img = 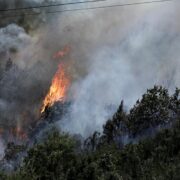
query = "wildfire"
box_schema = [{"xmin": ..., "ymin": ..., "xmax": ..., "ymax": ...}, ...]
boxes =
[
  {"xmin": 41, "ymin": 46, "xmax": 70, "ymax": 113},
  {"xmin": 41, "ymin": 63, "xmax": 69, "ymax": 113}
]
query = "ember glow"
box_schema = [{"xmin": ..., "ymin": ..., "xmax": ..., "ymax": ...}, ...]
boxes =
[
  {"xmin": 53, "ymin": 46, "xmax": 70, "ymax": 59},
  {"xmin": 11, "ymin": 127, "xmax": 27, "ymax": 141},
  {"xmin": 41, "ymin": 63, "xmax": 69, "ymax": 113}
]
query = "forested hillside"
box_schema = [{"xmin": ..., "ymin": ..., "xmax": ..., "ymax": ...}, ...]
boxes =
[{"xmin": 1, "ymin": 85, "xmax": 180, "ymax": 180}]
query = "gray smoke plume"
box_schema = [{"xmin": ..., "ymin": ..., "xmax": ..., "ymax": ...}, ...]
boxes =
[{"xmin": 58, "ymin": 0, "xmax": 180, "ymax": 136}]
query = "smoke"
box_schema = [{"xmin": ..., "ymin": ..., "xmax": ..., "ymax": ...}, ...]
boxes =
[
  {"xmin": 0, "ymin": 24, "xmax": 31, "ymax": 128},
  {"xmin": 0, "ymin": 0, "xmax": 180, "ymax": 140},
  {"xmin": 0, "ymin": 24, "xmax": 31, "ymax": 56},
  {"xmin": 58, "ymin": 1, "xmax": 180, "ymax": 136},
  {"xmin": 0, "ymin": 138, "xmax": 5, "ymax": 160}
]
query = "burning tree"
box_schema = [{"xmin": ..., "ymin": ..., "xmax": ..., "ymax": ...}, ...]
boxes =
[{"xmin": 41, "ymin": 63, "xmax": 70, "ymax": 113}]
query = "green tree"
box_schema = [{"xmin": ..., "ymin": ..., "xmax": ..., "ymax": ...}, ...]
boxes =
[
  {"xmin": 103, "ymin": 101, "xmax": 128, "ymax": 145},
  {"xmin": 128, "ymin": 86, "xmax": 178, "ymax": 135},
  {"xmin": 21, "ymin": 130, "xmax": 77, "ymax": 180}
]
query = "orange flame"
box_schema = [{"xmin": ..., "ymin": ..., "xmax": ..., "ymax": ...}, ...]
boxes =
[{"xmin": 41, "ymin": 64, "xmax": 69, "ymax": 113}]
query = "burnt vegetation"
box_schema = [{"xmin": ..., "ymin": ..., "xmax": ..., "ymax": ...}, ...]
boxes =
[{"xmin": 1, "ymin": 85, "xmax": 180, "ymax": 179}]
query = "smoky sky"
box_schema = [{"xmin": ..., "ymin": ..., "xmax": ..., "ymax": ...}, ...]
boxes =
[{"xmin": 0, "ymin": 0, "xmax": 179, "ymax": 139}]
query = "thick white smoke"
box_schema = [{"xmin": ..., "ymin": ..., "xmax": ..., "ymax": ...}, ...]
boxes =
[
  {"xmin": 0, "ymin": 24, "xmax": 31, "ymax": 55},
  {"xmin": 59, "ymin": 1, "xmax": 180, "ymax": 136}
]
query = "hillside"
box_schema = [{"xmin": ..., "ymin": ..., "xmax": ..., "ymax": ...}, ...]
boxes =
[{"xmin": 1, "ymin": 86, "xmax": 180, "ymax": 180}]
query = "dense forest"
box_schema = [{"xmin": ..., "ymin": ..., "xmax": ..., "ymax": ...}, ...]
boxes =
[{"xmin": 1, "ymin": 85, "xmax": 180, "ymax": 180}]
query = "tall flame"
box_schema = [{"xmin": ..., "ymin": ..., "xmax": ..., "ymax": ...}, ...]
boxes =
[{"xmin": 41, "ymin": 64, "xmax": 69, "ymax": 113}]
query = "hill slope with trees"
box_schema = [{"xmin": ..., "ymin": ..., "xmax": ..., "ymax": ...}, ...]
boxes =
[{"xmin": 1, "ymin": 86, "xmax": 180, "ymax": 180}]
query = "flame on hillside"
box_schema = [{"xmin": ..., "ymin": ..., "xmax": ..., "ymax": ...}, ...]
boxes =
[
  {"xmin": 41, "ymin": 46, "xmax": 70, "ymax": 113},
  {"xmin": 41, "ymin": 63, "xmax": 69, "ymax": 113}
]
